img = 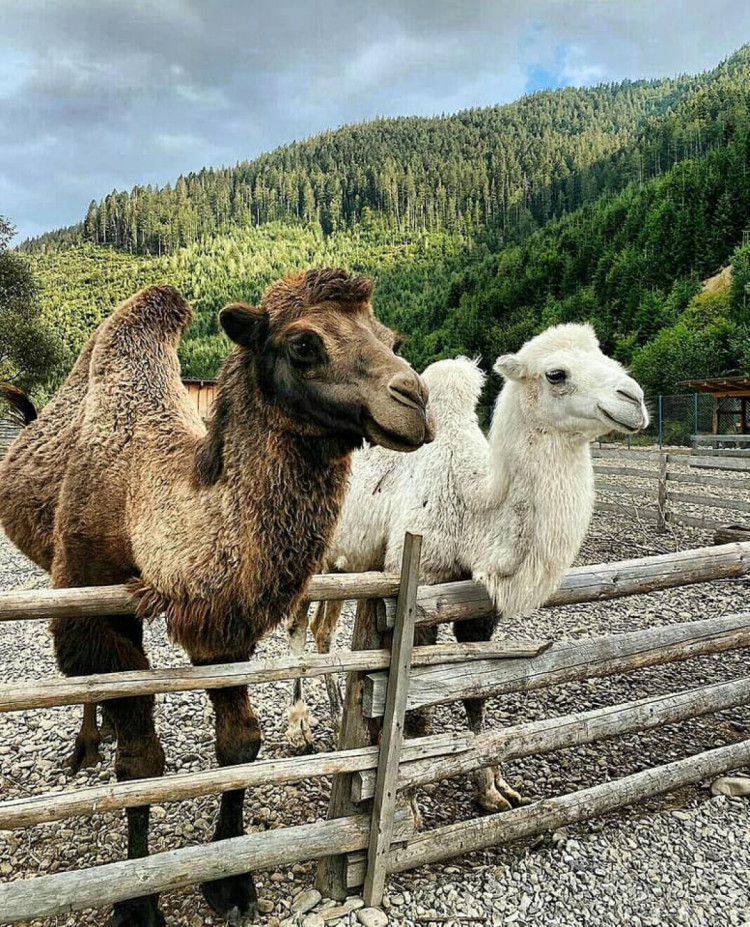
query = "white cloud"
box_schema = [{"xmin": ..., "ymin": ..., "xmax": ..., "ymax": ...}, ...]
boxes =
[{"xmin": 1, "ymin": 0, "xmax": 749, "ymax": 240}]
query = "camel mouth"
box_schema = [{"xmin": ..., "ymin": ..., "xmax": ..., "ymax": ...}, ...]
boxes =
[
  {"xmin": 597, "ymin": 405, "xmax": 644, "ymax": 434},
  {"xmin": 363, "ymin": 415, "xmax": 428, "ymax": 452}
]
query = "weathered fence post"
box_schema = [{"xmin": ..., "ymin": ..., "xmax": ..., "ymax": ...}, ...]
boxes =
[
  {"xmin": 315, "ymin": 597, "xmax": 384, "ymax": 900},
  {"xmin": 363, "ymin": 532, "xmax": 421, "ymax": 906},
  {"xmin": 316, "ymin": 533, "xmax": 422, "ymax": 900},
  {"xmin": 657, "ymin": 452, "xmax": 668, "ymax": 533}
]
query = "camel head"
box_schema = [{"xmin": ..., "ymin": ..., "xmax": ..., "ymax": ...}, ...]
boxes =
[
  {"xmin": 219, "ymin": 268, "xmax": 435, "ymax": 453},
  {"xmin": 494, "ymin": 323, "xmax": 649, "ymax": 439}
]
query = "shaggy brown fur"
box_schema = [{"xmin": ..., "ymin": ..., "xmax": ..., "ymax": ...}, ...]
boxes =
[{"xmin": 0, "ymin": 270, "xmax": 432, "ymax": 926}]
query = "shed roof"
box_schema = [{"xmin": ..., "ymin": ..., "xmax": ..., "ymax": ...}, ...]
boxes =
[{"xmin": 680, "ymin": 376, "xmax": 750, "ymax": 395}]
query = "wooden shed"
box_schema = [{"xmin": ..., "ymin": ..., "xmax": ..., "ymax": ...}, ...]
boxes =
[
  {"xmin": 182, "ymin": 378, "xmax": 217, "ymax": 420},
  {"xmin": 681, "ymin": 376, "xmax": 750, "ymax": 434}
]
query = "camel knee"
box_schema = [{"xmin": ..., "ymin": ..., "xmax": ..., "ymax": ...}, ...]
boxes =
[
  {"xmin": 115, "ymin": 734, "xmax": 166, "ymax": 782},
  {"xmin": 216, "ymin": 716, "xmax": 262, "ymax": 767},
  {"xmin": 311, "ymin": 600, "xmax": 341, "ymax": 653}
]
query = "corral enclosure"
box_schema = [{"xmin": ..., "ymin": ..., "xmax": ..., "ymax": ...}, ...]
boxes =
[{"xmin": 0, "ymin": 447, "xmax": 749, "ymax": 926}]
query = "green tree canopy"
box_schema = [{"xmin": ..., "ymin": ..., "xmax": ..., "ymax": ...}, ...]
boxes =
[{"xmin": 0, "ymin": 215, "xmax": 62, "ymax": 393}]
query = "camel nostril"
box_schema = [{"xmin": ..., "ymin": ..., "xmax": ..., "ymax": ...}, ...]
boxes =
[
  {"xmin": 388, "ymin": 375, "xmax": 426, "ymax": 413},
  {"xmin": 617, "ymin": 387, "xmax": 642, "ymax": 405}
]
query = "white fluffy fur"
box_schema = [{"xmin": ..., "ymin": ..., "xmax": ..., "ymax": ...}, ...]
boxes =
[{"xmin": 287, "ymin": 325, "xmax": 648, "ymax": 804}]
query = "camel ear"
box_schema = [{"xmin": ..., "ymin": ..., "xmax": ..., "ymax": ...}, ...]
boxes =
[
  {"xmin": 219, "ymin": 303, "xmax": 268, "ymax": 349},
  {"xmin": 493, "ymin": 354, "xmax": 527, "ymax": 382}
]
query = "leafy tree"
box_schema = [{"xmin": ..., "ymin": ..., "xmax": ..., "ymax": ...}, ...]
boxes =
[{"xmin": 0, "ymin": 216, "xmax": 62, "ymax": 393}]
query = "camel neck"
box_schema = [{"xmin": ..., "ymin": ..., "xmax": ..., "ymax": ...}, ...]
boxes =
[{"xmin": 488, "ymin": 383, "xmax": 592, "ymax": 492}]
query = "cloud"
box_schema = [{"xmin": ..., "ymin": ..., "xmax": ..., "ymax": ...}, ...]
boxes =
[{"xmin": 1, "ymin": 0, "xmax": 749, "ymax": 241}]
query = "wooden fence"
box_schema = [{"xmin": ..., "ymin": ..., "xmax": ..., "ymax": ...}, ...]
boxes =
[
  {"xmin": 1, "ymin": 539, "xmax": 750, "ymax": 921},
  {"xmin": 593, "ymin": 447, "xmax": 750, "ymax": 531},
  {"xmin": 0, "ymin": 420, "xmax": 21, "ymax": 460}
]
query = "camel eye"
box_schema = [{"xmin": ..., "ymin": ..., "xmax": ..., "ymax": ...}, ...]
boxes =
[
  {"xmin": 288, "ymin": 333, "xmax": 324, "ymax": 366},
  {"xmin": 545, "ymin": 369, "xmax": 567, "ymax": 385}
]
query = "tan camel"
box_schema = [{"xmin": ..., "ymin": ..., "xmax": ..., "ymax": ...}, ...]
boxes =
[{"xmin": 0, "ymin": 270, "xmax": 433, "ymax": 927}]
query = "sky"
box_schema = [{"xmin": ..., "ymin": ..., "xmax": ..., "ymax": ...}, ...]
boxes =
[{"xmin": 1, "ymin": 0, "xmax": 750, "ymax": 242}]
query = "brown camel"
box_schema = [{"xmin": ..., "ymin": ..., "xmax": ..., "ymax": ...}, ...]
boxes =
[{"xmin": 0, "ymin": 270, "xmax": 433, "ymax": 927}]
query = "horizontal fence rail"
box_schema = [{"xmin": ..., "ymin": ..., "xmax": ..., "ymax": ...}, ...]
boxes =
[
  {"xmin": 3, "ymin": 537, "xmax": 750, "ymax": 921},
  {"xmin": 363, "ymin": 611, "xmax": 750, "ymax": 716},
  {"xmin": 353, "ymin": 675, "xmax": 750, "ymax": 801},
  {"xmin": 387, "ymin": 738, "xmax": 750, "ymax": 874},
  {"xmin": 593, "ymin": 447, "xmax": 750, "ymax": 532},
  {"xmin": 0, "ymin": 809, "xmax": 416, "ymax": 922},
  {"xmin": 4, "ymin": 543, "xmax": 748, "ymax": 633}
]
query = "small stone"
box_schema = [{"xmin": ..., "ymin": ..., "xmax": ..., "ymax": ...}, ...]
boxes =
[
  {"xmin": 357, "ymin": 910, "xmax": 389, "ymax": 927},
  {"xmin": 710, "ymin": 775, "xmax": 750, "ymax": 797},
  {"xmin": 292, "ymin": 888, "xmax": 323, "ymax": 915},
  {"xmin": 259, "ymin": 899, "xmax": 276, "ymax": 913},
  {"xmin": 302, "ymin": 916, "xmax": 326, "ymax": 927}
]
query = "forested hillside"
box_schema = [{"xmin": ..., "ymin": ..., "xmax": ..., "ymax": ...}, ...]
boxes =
[{"xmin": 14, "ymin": 45, "xmax": 750, "ymax": 402}]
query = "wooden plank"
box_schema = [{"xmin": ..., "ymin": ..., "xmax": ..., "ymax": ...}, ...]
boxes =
[
  {"xmin": 690, "ymin": 456, "xmax": 750, "ymax": 473},
  {"xmin": 595, "ymin": 482, "xmax": 648, "ymax": 498},
  {"xmin": 387, "ymin": 739, "xmax": 750, "ymax": 873},
  {"xmin": 591, "ymin": 448, "xmax": 666, "ymax": 462},
  {"xmin": 667, "ymin": 471, "xmax": 750, "ymax": 491},
  {"xmin": 0, "ymin": 641, "xmax": 550, "ymax": 713},
  {"xmin": 667, "ymin": 492, "xmax": 750, "ymax": 515},
  {"xmin": 380, "ymin": 542, "xmax": 750, "ymax": 630},
  {"xmin": 666, "ymin": 512, "xmax": 723, "ymax": 530},
  {"xmin": 353, "ymin": 675, "xmax": 750, "ymax": 801},
  {"xmin": 693, "ymin": 434, "xmax": 750, "ymax": 444},
  {"xmin": 593, "ymin": 464, "xmax": 657, "ymax": 479},
  {"xmin": 692, "ymin": 447, "xmax": 750, "ymax": 458},
  {"xmin": 364, "ymin": 612, "xmax": 750, "ymax": 717},
  {"xmin": 0, "ymin": 733, "xmax": 471, "ymax": 831},
  {"xmin": 0, "ymin": 571, "xmax": 402, "ymax": 622},
  {"xmin": 364, "ymin": 532, "xmax": 421, "ymax": 906},
  {"xmin": 657, "ymin": 453, "xmax": 667, "ymax": 533},
  {"xmin": 0, "ymin": 808, "xmax": 414, "ymax": 923},
  {"xmin": 595, "ymin": 501, "xmax": 659, "ymax": 521},
  {"xmin": 316, "ymin": 598, "xmax": 384, "ymax": 900}
]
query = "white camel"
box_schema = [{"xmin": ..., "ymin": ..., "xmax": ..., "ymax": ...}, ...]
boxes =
[{"xmin": 287, "ymin": 323, "xmax": 648, "ymax": 811}]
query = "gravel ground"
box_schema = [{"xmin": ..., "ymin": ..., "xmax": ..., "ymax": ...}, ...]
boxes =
[{"xmin": 1, "ymin": 503, "xmax": 750, "ymax": 927}]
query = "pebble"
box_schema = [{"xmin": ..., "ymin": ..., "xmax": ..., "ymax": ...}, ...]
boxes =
[
  {"xmin": 3, "ymin": 513, "xmax": 750, "ymax": 927},
  {"xmin": 357, "ymin": 909, "xmax": 389, "ymax": 927},
  {"xmin": 292, "ymin": 888, "xmax": 323, "ymax": 914}
]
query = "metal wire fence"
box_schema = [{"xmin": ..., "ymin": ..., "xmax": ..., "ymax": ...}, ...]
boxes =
[{"xmin": 478, "ymin": 393, "xmax": 717, "ymax": 448}]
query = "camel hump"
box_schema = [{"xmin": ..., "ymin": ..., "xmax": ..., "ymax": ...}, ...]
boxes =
[
  {"xmin": 108, "ymin": 285, "xmax": 193, "ymax": 342},
  {"xmin": 118, "ymin": 284, "xmax": 192, "ymax": 335}
]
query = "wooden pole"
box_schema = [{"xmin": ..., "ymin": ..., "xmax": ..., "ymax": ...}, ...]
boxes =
[
  {"xmin": 0, "ymin": 733, "xmax": 472, "ymax": 831},
  {"xmin": 364, "ymin": 611, "xmax": 750, "ymax": 717},
  {"xmin": 657, "ymin": 452, "xmax": 668, "ymax": 533},
  {"xmin": 0, "ymin": 571, "xmax": 401, "ymax": 622},
  {"xmin": 0, "ymin": 808, "xmax": 414, "ymax": 923},
  {"xmin": 3, "ymin": 544, "xmax": 750, "ymax": 629},
  {"xmin": 388, "ymin": 738, "xmax": 750, "ymax": 873},
  {"xmin": 353, "ymin": 675, "xmax": 750, "ymax": 801},
  {"xmin": 364, "ymin": 532, "xmax": 421, "ymax": 906},
  {"xmin": 379, "ymin": 542, "xmax": 750, "ymax": 630},
  {"xmin": 315, "ymin": 598, "xmax": 385, "ymax": 900},
  {"xmin": 0, "ymin": 641, "xmax": 550, "ymax": 713}
]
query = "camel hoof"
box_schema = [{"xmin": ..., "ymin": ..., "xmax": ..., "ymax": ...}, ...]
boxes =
[
  {"xmin": 285, "ymin": 701, "xmax": 316, "ymax": 753},
  {"xmin": 494, "ymin": 772, "xmax": 531, "ymax": 808},
  {"xmin": 475, "ymin": 785, "xmax": 513, "ymax": 814},
  {"xmin": 105, "ymin": 896, "xmax": 165, "ymax": 927},
  {"xmin": 63, "ymin": 739, "xmax": 103, "ymax": 775},
  {"xmin": 203, "ymin": 873, "xmax": 259, "ymax": 923}
]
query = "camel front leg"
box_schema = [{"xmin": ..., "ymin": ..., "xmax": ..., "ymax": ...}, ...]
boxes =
[
  {"xmin": 64, "ymin": 702, "xmax": 103, "ymax": 773},
  {"xmin": 310, "ymin": 599, "xmax": 344, "ymax": 742},
  {"xmin": 454, "ymin": 616, "xmax": 530, "ymax": 813},
  {"xmin": 202, "ymin": 683, "xmax": 262, "ymax": 922},
  {"xmin": 284, "ymin": 601, "xmax": 318, "ymax": 752}
]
